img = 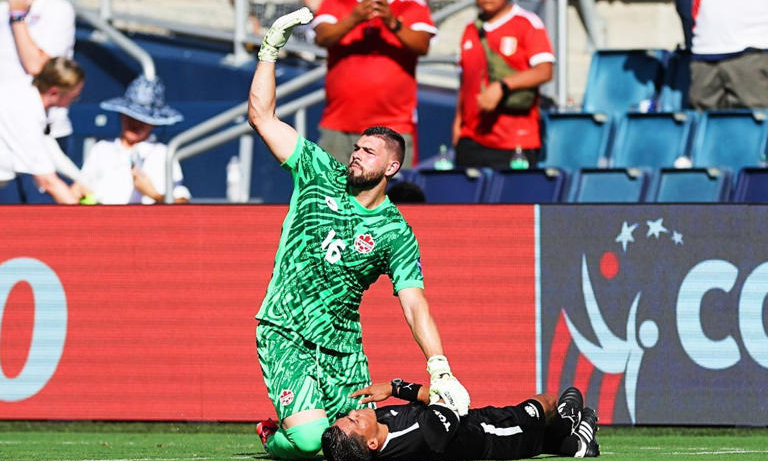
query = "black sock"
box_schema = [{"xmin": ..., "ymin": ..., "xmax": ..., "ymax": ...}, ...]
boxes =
[
  {"xmin": 558, "ymin": 434, "xmax": 581, "ymax": 456},
  {"xmin": 551, "ymin": 412, "xmax": 576, "ymax": 439},
  {"xmin": 542, "ymin": 415, "xmax": 578, "ymax": 455}
]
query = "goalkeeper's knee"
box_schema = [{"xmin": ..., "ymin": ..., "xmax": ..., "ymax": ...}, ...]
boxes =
[
  {"xmin": 287, "ymin": 418, "xmax": 329, "ymax": 454},
  {"xmin": 267, "ymin": 418, "xmax": 329, "ymax": 459}
]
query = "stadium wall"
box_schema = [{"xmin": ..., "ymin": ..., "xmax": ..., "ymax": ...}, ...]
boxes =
[{"xmin": 0, "ymin": 205, "xmax": 765, "ymax": 425}]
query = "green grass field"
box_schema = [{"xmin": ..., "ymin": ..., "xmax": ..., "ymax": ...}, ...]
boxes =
[{"xmin": 0, "ymin": 422, "xmax": 766, "ymax": 461}]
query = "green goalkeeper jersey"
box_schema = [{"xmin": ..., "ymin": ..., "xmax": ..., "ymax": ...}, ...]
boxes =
[{"xmin": 256, "ymin": 136, "xmax": 424, "ymax": 353}]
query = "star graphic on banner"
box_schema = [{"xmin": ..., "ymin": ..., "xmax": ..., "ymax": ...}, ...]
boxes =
[
  {"xmin": 615, "ymin": 221, "xmax": 638, "ymax": 252},
  {"xmin": 671, "ymin": 231, "xmax": 684, "ymax": 245},
  {"xmin": 646, "ymin": 218, "xmax": 669, "ymax": 239}
]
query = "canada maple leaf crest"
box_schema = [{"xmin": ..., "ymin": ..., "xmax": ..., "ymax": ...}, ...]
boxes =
[
  {"xmin": 279, "ymin": 389, "xmax": 294, "ymax": 406},
  {"xmin": 354, "ymin": 234, "xmax": 375, "ymax": 254}
]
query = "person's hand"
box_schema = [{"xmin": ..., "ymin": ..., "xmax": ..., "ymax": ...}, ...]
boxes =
[
  {"xmin": 477, "ymin": 80, "xmax": 505, "ymax": 112},
  {"xmin": 258, "ymin": 7, "xmax": 314, "ymax": 62},
  {"xmin": 70, "ymin": 181, "xmax": 92, "ymax": 199},
  {"xmin": 9, "ymin": 0, "xmax": 33, "ymax": 12},
  {"xmin": 132, "ymin": 167, "xmax": 161, "ymax": 201},
  {"xmin": 427, "ymin": 355, "xmax": 470, "ymax": 416},
  {"xmin": 350, "ymin": 0, "xmax": 376, "ymax": 23},
  {"xmin": 349, "ymin": 382, "xmax": 392, "ymax": 404},
  {"xmin": 371, "ymin": 0, "xmax": 396, "ymax": 28}
]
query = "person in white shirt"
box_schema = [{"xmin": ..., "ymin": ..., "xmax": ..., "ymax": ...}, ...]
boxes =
[
  {"xmin": 2, "ymin": 0, "xmax": 77, "ymax": 140},
  {"xmin": 81, "ymin": 75, "xmax": 191, "ymax": 204},
  {"xmin": 689, "ymin": 0, "xmax": 768, "ymax": 110},
  {"xmin": 0, "ymin": 56, "xmax": 84, "ymax": 204}
]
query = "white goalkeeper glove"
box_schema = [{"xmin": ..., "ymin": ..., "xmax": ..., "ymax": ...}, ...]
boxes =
[
  {"xmin": 258, "ymin": 7, "xmax": 314, "ymax": 62},
  {"xmin": 427, "ymin": 355, "xmax": 470, "ymax": 416}
]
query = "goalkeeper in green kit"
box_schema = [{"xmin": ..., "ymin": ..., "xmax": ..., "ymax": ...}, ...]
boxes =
[{"xmin": 248, "ymin": 7, "xmax": 471, "ymax": 460}]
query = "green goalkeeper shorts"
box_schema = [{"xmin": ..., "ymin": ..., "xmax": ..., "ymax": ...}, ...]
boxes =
[{"xmin": 257, "ymin": 321, "xmax": 372, "ymax": 421}]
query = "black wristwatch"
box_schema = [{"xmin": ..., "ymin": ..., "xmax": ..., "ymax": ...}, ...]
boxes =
[
  {"xmin": 391, "ymin": 378, "xmax": 403, "ymax": 397},
  {"xmin": 390, "ymin": 17, "xmax": 403, "ymax": 33},
  {"xmin": 498, "ymin": 79, "xmax": 511, "ymax": 96}
]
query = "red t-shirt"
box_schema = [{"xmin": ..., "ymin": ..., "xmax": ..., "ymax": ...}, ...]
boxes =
[
  {"xmin": 313, "ymin": 0, "xmax": 435, "ymax": 135},
  {"xmin": 458, "ymin": 4, "xmax": 554, "ymax": 149}
]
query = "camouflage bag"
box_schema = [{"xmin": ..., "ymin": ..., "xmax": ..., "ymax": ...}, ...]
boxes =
[{"xmin": 475, "ymin": 19, "xmax": 537, "ymax": 112}]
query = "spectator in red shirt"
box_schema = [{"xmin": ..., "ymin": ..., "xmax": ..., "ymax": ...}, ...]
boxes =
[
  {"xmin": 313, "ymin": 0, "xmax": 437, "ymax": 168},
  {"xmin": 453, "ymin": 0, "xmax": 554, "ymax": 169}
]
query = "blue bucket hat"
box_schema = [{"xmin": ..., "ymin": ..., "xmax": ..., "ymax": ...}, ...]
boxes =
[{"xmin": 100, "ymin": 75, "xmax": 183, "ymax": 126}]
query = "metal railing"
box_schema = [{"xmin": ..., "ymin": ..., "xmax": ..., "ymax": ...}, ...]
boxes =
[
  {"xmin": 76, "ymin": 0, "xmax": 587, "ymax": 202},
  {"xmin": 163, "ymin": 65, "xmax": 328, "ymax": 203},
  {"xmin": 75, "ymin": 8, "xmax": 156, "ymax": 80}
]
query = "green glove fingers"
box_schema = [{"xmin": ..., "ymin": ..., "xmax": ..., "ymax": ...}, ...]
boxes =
[
  {"xmin": 427, "ymin": 355, "xmax": 471, "ymax": 416},
  {"xmin": 258, "ymin": 7, "xmax": 314, "ymax": 62}
]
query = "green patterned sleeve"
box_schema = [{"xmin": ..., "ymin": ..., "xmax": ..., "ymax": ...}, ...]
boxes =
[
  {"xmin": 388, "ymin": 225, "xmax": 425, "ymax": 294},
  {"xmin": 282, "ymin": 136, "xmax": 345, "ymax": 188}
]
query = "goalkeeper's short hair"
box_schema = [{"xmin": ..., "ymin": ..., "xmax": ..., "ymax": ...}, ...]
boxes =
[
  {"xmin": 363, "ymin": 126, "xmax": 406, "ymax": 166},
  {"xmin": 321, "ymin": 425, "xmax": 372, "ymax": 461}
]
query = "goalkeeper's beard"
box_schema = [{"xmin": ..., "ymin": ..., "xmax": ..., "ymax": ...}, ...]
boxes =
[{"xmin": 346, "ymin": 164, "xmax": 385, "ymax": 190}]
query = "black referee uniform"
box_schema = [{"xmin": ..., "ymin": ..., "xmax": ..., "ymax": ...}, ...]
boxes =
[{"xmin": 374, "ymin": 399, "xmax": 547, "ymax": 460}]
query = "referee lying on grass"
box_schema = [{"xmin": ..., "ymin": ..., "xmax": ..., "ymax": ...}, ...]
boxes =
[{"xmin": 322, "ymin": 380, "xmax": 599, "ymax": 461}]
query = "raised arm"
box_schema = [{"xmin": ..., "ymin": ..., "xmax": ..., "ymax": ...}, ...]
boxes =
[{"xmin": 248, "ymin": 8, "xmax": 313, "ymax": 163}]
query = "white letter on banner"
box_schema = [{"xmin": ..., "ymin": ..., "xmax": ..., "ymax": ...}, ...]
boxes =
[
  {"xmin": 739, "ymin": 262, "xmax": 768, "ymax": 368},
  {"xmin": 0, "ymin": 258, "xmax": 67, "ymax": 402},
  {"xmin": 677, "ymin": 260, "xmax": 740, "ymax": 370}
]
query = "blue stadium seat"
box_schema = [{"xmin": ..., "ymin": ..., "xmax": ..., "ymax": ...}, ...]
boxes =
[
  {"xmin": 648, "ymin": 168, "xmax": 731, "ymax": 202},
  {"xmin": 610, "ymin": 112, "xmax": 696, "ymax": 168},
  {"xmin": 582, "ymin": 49, "xmax": 666, "ymax": 115},
  {"xmin": 0, "ymin": 179, "xmax": 23, "ymax": 204},
  {"xmin": 659, "ymin": 49, "xmax": 691, "ymax": 112},
  {"xmin": 733, "ymin": 168, "xmax": 768, "ymax": 203},
  {"xmin": 568, "ymin": 168, "xmax": 649, "ymax": 203},
  {"xmin": 540, "ymin": 112, "xmax": 612, "ymax": 171},
  {"xmin": 484, "ymin": 168, "xmax": 566, "ymax": 203},
  {"xmin": 691, "ymin": 110, "xmax": 768, "ymax": 171},
  {"xmin": 410, "ymin": 168, "xmax": 489, "ymax": 203}
]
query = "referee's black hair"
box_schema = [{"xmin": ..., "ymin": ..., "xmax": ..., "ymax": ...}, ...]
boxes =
[{"xmin": 321, "ymin": 425, "xmax": 373, "ymax": 461}]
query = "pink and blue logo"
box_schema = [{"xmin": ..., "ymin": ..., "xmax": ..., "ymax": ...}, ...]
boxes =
[{"xmin": 538, "ymin": 206, "xmax": 768, "ymax": 425}]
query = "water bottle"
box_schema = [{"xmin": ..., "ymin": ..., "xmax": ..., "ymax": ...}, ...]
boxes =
[
  {"xmin": 634, "ymin": 98, "xmax": 657, "ymax": 113},
  {"xmin": 509, "ymin": 146, "xmax": 529, "ymax": 169},
  {"xmin": 226, "ymin": 155, "xmax": 242, "ymax": 202},
  {"xmin": 433, "ymin": 144, "xmax": 454, "ymax": 170}
]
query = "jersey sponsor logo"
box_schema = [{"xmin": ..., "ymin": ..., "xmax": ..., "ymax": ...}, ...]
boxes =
[
  {"xmin": 354, "ymin": 234, "xmax": 375, "ymax": 254},
  {"xmin": 463, "ymin": 40, "xmax": 473, "ymax": 50},
  {"xmin": 500, "ymin": 37, "xmax": 517, "ymax": 56},
  {"xmin": 279, "ymin": 389, "xmax": 294, "ymax": 406},
  {"xmin": 389, "ymin": 409, "xmax": 399, "ymax": 416},
  {"xmin": 325, "ymin": 196, "xmax": 339, "ymax": 212},
  {"xmin": 432, "ymin": 409, "xmax": 451, "ymax": 432},
  {"xmin": 524, "ymin": 403, "xmax": 539, "ymax": 419}
]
